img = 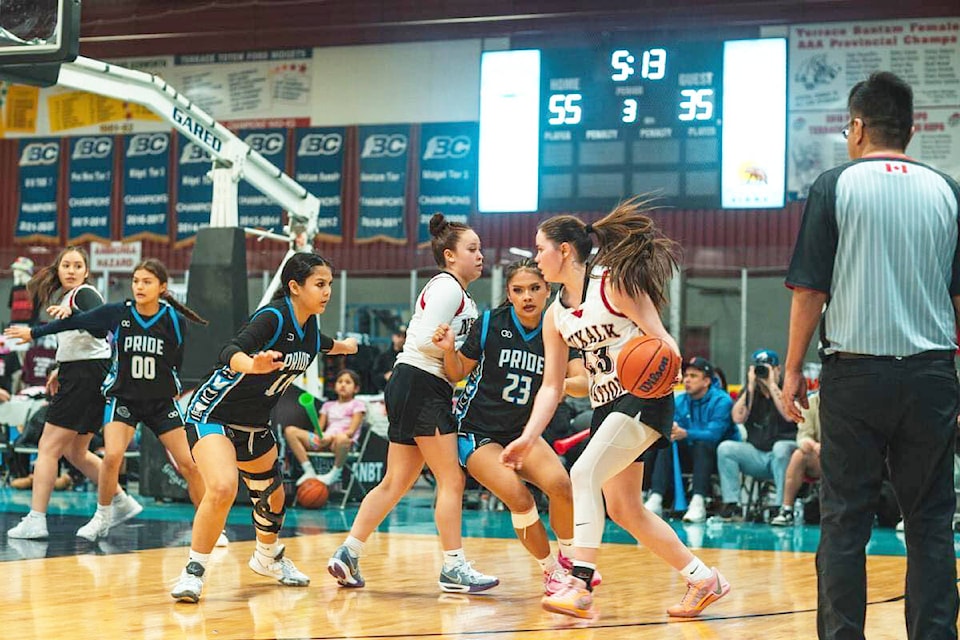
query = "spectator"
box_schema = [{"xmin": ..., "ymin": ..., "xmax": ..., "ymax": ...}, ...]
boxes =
[
  {"xmin": 8, "ymin": 256, "xmax": 39, "ymax": 326},
  {"xmin": 644, "ymin": 357, "xmax": 735, "ymax": 522},
  {"xmin": 715, "ymin": 349, "xmax": 797, "ymax": 519},
  {"xmin": 371, "ymin": 326, "xmax": 406, "ymax": 391},
  {"xmin": 771, "ymin": 391, "xmax": 821, "ymax": 526}
]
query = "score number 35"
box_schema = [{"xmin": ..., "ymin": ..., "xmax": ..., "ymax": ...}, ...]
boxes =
[{"xmin": 623, "ymin": 88, "xmax": 714, "ymax": 123}]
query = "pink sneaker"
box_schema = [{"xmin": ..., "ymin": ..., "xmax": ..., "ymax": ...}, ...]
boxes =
[
  {"xmin": 558, "ymin": 552, "xmax": 602, "ymax": 588},
  {"xmin": 666, "ymin": 567, "xmax": 731, "ymax": 618},
  {"xmin": 543, "ymin": 567, "xmax": 569, "ymax": 595},
  {"xmin": 541, "ymin": 575, "xmax": 593, "ymax": 619}
]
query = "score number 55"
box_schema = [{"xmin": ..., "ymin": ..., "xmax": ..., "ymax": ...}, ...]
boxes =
[{"xmin": 548, "ymin": 93, "xmax": 582, "ymax": 125}]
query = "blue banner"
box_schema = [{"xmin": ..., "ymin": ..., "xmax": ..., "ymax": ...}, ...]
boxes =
[
  {"xmin": 417, "ymin": 122, "xmax": 478, "ymax": 244},
  {"xmin": 121, "ymin": 133, "xmax": 171, "ymax": 241},
  {"xmin": 293, "ymin": 127, "xmax": 345, "ymax": 241},
  {"xmin": 238, "ymin": 128, "xmax": 286, "ymax": 230},
  {"xmin": 15, "ymin": 139, "xmax": 59, "ymax": 242},
  {"xmin": 175, "ymin": 134, "xmax": 213, "ymax": 245},
  {"xmin": 357, "ymin": 125, "xmax": 409, "ymax": 243},
  {"xmin": 67, "ymin": 136, "xmax": 113, "ymax": 243}
]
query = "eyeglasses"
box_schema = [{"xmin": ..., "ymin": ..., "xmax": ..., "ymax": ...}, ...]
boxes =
[{"xmin": 841, "ymin": 117, "xmax": 863, "ymax": 140}]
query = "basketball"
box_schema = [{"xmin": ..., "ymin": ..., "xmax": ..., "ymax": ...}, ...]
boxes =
[
  {"xmin": 296, "ymin": 478, "xmax": 329, "ymax": 509},
  {"xmin": 616, "ymin": 335, "xmax": 681, "ymax": 399}
]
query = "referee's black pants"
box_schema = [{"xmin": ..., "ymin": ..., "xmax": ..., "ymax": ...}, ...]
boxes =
[{"xmin": 817, "ymin": 354, "xmax": 959, "ymax": 640}]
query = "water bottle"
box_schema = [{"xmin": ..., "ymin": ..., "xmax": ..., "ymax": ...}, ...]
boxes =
[{"xmin": 794, "ymin": 498, "xmax": 804, "ymax": 525}]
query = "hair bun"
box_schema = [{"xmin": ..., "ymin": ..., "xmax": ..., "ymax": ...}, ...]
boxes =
[{"xmin": 428, "ymin": 212, "xmax": 448, "ymax": 238}]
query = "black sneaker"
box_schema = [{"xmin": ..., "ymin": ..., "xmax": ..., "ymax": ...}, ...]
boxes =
[
  {"xmin": 770, "ymin": 508, "xmax": 795, "ymax": 527},
  {"xmin": 714, "ymin": 502, "xmax": 743, "ymax": 522}
]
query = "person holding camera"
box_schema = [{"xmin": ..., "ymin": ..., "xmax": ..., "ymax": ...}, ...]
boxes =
[{"xmin": 715, "ymin": 349, "xmax": 797, "ymax": 520}]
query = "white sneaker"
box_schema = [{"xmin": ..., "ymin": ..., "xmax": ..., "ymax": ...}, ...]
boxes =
[
  {"xmin": 644, "ymin": 492, "xmax": 663, "ymax": 517},
  {"xmin": 295, "ymin": 471, "xmax": 318, "ymax": 487},
  {"xmin": 249, "ymin": 546, "xmax": 310, "ymax": 586},
  {"xmin": 171, "ymin": 561, "xmax": 205, "ymax": 603},
  {"xmin": 8, "ymin": 515, "xmax": 48, "ymax": 539},
  {"xmin": 317, "ymin": 468, "xmax": 342, "ymax": 486},
  {"xmin": 216, "ymin": 530, "xmax": 229, "ymax": 547},
  {"xmin": 111, "ymin": 492, "xmax": 143, "ymax": 525},
  {"xmin": 76, "ymin": 510, "xmax": 112, "ymax": 541},
  {"xmin": 682, "ymin": 495, "xmax": 707, "ymax": 523}
]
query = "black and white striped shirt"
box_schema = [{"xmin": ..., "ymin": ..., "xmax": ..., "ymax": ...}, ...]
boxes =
[{"xmin": 787, "ymin": 155, "xmax": 960, "ymax": 356}]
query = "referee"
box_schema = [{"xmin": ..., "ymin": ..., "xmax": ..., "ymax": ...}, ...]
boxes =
[{"xmin": 783, "ymin": 71, "xmax": 960, "ymax": 640}]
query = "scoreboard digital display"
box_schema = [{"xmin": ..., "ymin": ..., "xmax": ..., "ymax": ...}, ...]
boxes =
[
  {"xmin": 539, "ymin": 42, "xmax": 723, "ymax": 211},
  {"xmin": 478, "ymin": 38, "xmax": 787, "ymax": 213}
]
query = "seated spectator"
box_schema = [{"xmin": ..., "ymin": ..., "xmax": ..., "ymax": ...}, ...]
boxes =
[
  {"xmin": 716, "ymin": 349, "xmax": 798, "ymax": 520},
  {"xmin": 644, "ymin": 357, "xmax": 736, "ymax": 522},
  {"xmin": 281, "ymin": 369, "xmax": 366, "ymax": 488},
  {"xmin": 771, "ymin": 391, "xmax": 821, "ymax": 526},
  {"xmin": 371, "ymin": 325, "xmax": 406, "ymax": 392}
]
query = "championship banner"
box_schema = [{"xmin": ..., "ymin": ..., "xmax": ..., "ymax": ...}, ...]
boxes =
[
  {"xmin": 787, "ymin": 17, "xmax": 960, "ymax": 199},
  {"xmin": 238, "ymin": 128, "xmax": 286, "ymax": 230},
  {"xmin": 15, "ymin": 138, "xmax": 59, "ymax": 242},
  {"xmin": 417, "ymin": 122, "xmax": 478, "ymax": 244},
  {"xmin": 67, "ymin": 136, "xmax": 114, "ymax": 243},
  {"xmin": 357, "ymin": 124, "xmax": 410, "ymax": 244},
  {"xmin": 121, "ymin": 132, "xmax": 171, "ymax": 241},
  {"xmin": 293, "ymin": 127, "xmax": 345, "ymax": 241},
  {"xmin": 175, "ymin": 133, "xmax": 213, "ymax": 245}
]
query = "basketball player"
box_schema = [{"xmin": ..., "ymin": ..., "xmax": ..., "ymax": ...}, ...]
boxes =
[
  {"xmin": 434, "ymin": 258, "xmax": 591, "ymax": 594},
  {"xmin": 4, "ymin": 247, "xmax": 141, "ymax": 540},
  {"xmin": 501, "ymin": 201, "xmax": 730, "ymax": 619},
  {"xmin": 171, "ymin": 252, "xmax": 358, "ymax": 603},
  {"xmin": 328, "ymin": 213, "xmax": 498, "ymax": 593},
  {"xmin": 8, "ymin": 260, "xmax": 210, "ymax": 542}
]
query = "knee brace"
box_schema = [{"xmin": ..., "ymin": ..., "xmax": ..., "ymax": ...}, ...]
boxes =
[
  {"xmin": 510, "ymin": 504, "xmax": 540, "ymax": 536},
  {"xmin": 240, "ymin": 461, "xmax": 285, "ymax": 534}
]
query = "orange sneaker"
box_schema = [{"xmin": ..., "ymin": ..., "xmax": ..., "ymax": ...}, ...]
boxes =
[
  {"xmin": 541, "ymin": 575, "xmax": 593, "ymax": 619},
  {"xmin": 666, "ymin": 568, "xmax": 730, "ymax": 618}
]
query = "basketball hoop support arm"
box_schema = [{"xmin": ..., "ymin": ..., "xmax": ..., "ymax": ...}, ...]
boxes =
[{"xmin": 55, "ymin": 56, "xmax": 318, "ymax": 304}]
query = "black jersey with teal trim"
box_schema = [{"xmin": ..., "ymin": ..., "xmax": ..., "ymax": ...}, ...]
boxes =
[
  {"xmin": 31, "ymin": 299, "xmax": 185, "ymax": 399},
  {"xmin": 454, "ymin": 306, "xmax": 550, "ymax": 439},
  {"xmin": 187, "ymin": 297, "xmax": 334, "ymax": 428},
  {"xmin": 104, "ymin": 300, "xmax": 184, "ymax": 398}
]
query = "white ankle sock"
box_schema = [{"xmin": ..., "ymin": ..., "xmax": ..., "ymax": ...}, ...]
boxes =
[
  {"xmin": 188, "ymin": 549, "xmax": 210, "ymax": 569},
  {"xmin": 681, "ymin": 557, "xmax": 713, "ymax": 583},
  {"xmin": 256, "ymin": 540, "xmax": 280, "ymax": 560},
  {"xmin": 557, "ymin": 538, "xmax": 574, "ymax": 560},
  {"xmin": 443, "ymin": 548, "xmax": 466, "ymax": 569},
  {"xmin": 536, "ymin": 554, "xmax": 558, "ymax": 572},
  {"xmin": 27, "ymin": 510, "xmax": 46, "ymax": 520},
  {"xmin": 300, "ymin": 460, "xmax": 315, "ymax": 474},
  {"xmin": 343, "ymin": 535, "xmax": 364, "ymax": 558}
]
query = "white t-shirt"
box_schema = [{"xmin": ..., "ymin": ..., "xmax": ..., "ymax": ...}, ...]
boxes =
[
  {"xmin": 55, "ymin": 284, "xmax": 112, "ymax": 362},
  {"xmin": 553, "ymin": 265, "xmax": 638, "ymax": 407},
  {"xmin": 396, "ymin": 272, "xmax": 478, "ymax": 383}
]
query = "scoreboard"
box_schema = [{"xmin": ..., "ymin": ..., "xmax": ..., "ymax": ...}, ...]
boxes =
[
  {"xmin": 478, "ymin": 38, "xmax": 787, "ymax": 213},
  {"xmin": 540, "ymin": 42, "xmax": 723, "ymax": 211}
]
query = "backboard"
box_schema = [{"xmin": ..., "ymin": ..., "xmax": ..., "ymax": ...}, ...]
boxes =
[{"xmin": 0, "ymin": 0, "xmax": 80, "ymax": 85}]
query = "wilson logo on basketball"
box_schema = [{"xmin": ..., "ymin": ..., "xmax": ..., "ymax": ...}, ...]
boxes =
[{"xmin": 637, "ymin": 355, "xmax": 671, "ymax": 393}]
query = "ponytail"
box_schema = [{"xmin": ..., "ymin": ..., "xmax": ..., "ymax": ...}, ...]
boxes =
[{"xmin": 591, "ymin": 196, "xmax": 679, "ymax": 311}]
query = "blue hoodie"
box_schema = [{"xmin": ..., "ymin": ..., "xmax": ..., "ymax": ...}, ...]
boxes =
[{"xmin": 674, "ymin": 382, "xmax": 737, "ymax": 444}]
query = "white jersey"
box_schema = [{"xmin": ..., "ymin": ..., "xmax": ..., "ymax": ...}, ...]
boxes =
[
  {"xmin": 553, "ymin": 265, "xmax": 638, "ymax": 407},
  {"xmin": 55, "ymin": 284, "xmax": 112, "ymax": 362},
  {"xmin": 396, "ymin": 272, "xmax": 478, "ymax": 383}
]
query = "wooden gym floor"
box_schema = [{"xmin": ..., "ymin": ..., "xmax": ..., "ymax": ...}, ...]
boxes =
[{"xmin": 1, "ymin": 486, "xmax": 956, "ymax": 639}]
